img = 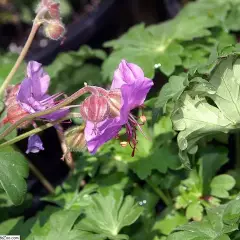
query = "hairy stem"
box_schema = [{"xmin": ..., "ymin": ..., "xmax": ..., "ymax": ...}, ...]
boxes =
[
  {"xmin": 0, "ymin": 86, "xmax": 96, "ymax": 140},
  {"xmin": 146, "ymin": 179, "xmax": 172, "ymax": 206},
  {"xmin": 0, "ymin": 113, "xmax": 82, "ymax": 148},
  {"xmin": 0, "ymin": 116, "xmax": 69, "ymax": 149},
  {"xmin": 0, "ymin": 16, "xmax": 43, "ymax": 97},
  {"xmin": 28, "ymin": 161, "xmax": 55, "ymax": 194}
]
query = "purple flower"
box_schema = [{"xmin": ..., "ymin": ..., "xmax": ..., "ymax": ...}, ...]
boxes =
[
  {"xmin": 17, "ymin": 61, "xmax": 68, "ymax": 121},
  {"xmin": 85, "ymin": 60, "xmax": 154, "ymax": 154},
  {"xmin": 26, "ymin": 135, "xmax": 44, "ymax": 154}
]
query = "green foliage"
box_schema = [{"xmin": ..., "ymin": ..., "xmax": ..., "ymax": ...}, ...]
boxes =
[
  {"xmin": 102, "ymin": 0, "xmax": 239, "ymax": 80},
  {"xmin": 29, "ymin": 210, "xmax": 85, "ymax": 240},
  {"xmin": 75, "ymin": 189, "xmax": 143, "ymax": 240},
  {"xmin": 47, "ymin": 45, "xmax": 107, "ymax": 94},
  {"xmin": 174, "ymin": 148, "xmax": 234, "ymax": 222},
  {"xmin": 210, "ymin": 175, "xmax": 236, "ymax": 198},
  {"xmin": 100, "ymin": 116, "xmax": 180, "ymax": 180},
  {"xmin": 0, "ymin": 147, "xmax": 29, "ymax": 205},
  {"xmin": 2, "ymin": 0, "xmax": 240, "ymax": 239},
  {"xmin": 168, "ymin": 198, "xmax": 240, "ymax": 240},
  {"xmin": 153, "ymin": 210, "xmax": 187, "ymax": 236},
  {"xmin": 162, "ymin": 49, "xmax": 240, "ymax": 166}
]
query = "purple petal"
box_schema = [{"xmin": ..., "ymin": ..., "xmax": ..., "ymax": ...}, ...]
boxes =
[
  {"xmin": 17, "ymin": 78, "xmax": 46, "ymax": 114},
  {"xmin": 85, "ymin": 119, "xmax": 122, "ymax": 154},
  {"xmin": 27, "ymin": 61, "xmax": 50, "ymax": 100},
  {"xmin": 26, "ymin": 135, "xmax": 44, "ymax": 154},
  {"xmin": 112, "ymin": 60, "xmax": 153, "ymax": 110},
  {"xmin": 111, "ymin": 60, "xmax": 145, "ymax": 89},
  {"xmin": 17, "ymin": 77, "xmax": 34, "ymax": 112},
  {"xmin": 17, "ymin": 61, "xmax": 68, "ymax": 121},
  {"xmin": 121, "ymin": 78, "xmax": 153, "ymax": 110}
]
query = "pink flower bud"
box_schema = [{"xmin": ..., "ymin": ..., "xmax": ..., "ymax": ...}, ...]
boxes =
[
  {"xmin": 47, "ymin": 1, "xmax": 60, "ymax": 19},
  {"xmin": 80, "ymin": 94, "xmax": 109, "ymax": 123},
  {"xmin": 107, "ymin": 89, "xmax": 122, "ymax": 118},
  {"xmin": 44, "ymin": 20, "xmax": 65, "ymax": 40},
  {"xmin": 39, "ymin": 0, "xmax": 61, "ymax": 20}
]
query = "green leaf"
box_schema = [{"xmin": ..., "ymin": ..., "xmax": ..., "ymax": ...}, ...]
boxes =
[
  {"xmin": 210, "ymin": 174, "xmax": 236, "ymax": 198},
  {"xmin": 75, "ymin": 189, "xmax": 143, "ymax": 239},
  {"xmin": 175, "ymin": 170, "xmax": 205, "ymax": 220},
  {"xmin": 171, "ymin": 54, "xmax": 240, "ymax": 165},
  {"xmin": 223, "ymin": 199, "xmax": 240, "ymax": 225},
  {"xmin": 173, "ymin": 100, "xmax": 225, "ymax": 166},
  {"xmin": 216, "ymin": 235, "xmax": 231, "ymax": 240},
  {"xmin": 0, "ymin": 217, "xmax": 23, "ymax": 234},
  {"xmin": 172, "ymin": 93, "xmax": 232, "ymax": 166},
  {"xmin": 198, "ymin": 146, "xmax": 229, "ymax": 195},
  {"xmin": 102, "ymin": 22, "xmax": 187, "ymax": 79},
  {"xmin": 186, "ymin": 202, "xmax": 203, "ymax": 221},
  {"xmin": 131, "ymin": 146, "xmax": 180, "ymax": 180},
  {"xmin": 155, "ymin": 75, "xmax": 188, "ymax": 112},
  {"xmin": 0, "ymin": 148, "xmax": 29, "ymax": 205},
  {"xmin": 225, "ymin": 1, "xmax": 240, "ymax": 31},
  {"xmin": 109, "ymin": 117, "xmax": 179, "ymax": 180},
  {"xmin": 168, "ymin": 198, "xmax": 240, "ymax": 240},
  {"xmin": 42, "ymin": 183, "xmax": 98, "ymax": 210},
  {"xmin": 30, "ymin": 210, "xmax": 96, "ymax": 240},
  {"xmin": 153, "ymin": 210, "xmax": 187, "ymax": 235}
]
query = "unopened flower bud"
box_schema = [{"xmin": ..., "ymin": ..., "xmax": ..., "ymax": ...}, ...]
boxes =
[
  {"xmin": 80, "ymin": 94, "xmax": 109, "ymax": 123},
  {"xmin": 44, "ymin": 20, "xmax": 65, "ymax": 40},
  {"xmin": 47, "ymin": 1, "xmax": 60, "ymax": 19},
  {"xmin": 107, "ymin": 89, "xmax": 122, "ymax": 118},
  {"xmin": 120, "ymin": 141, "xmax": 128, "ymax": 147},
  {"xmin": 37, "ymin": 0, "xmax": 61, "ymax": 20},
  {"xmin": 65, "ymin": 125, "xmax": 86, "ymax": 152}
]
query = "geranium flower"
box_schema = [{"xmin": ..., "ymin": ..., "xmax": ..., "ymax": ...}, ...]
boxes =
[
  {"xmin": 84, "ymin": 60, "xmax": 154, "ymax": 154},
  {"xmin": 26, "ymin": 135, "xmax": 44, "ymax": 154},
  {"xmin": 17, "ymin": 61, "xmax": 68, "ymax": 121},
  {"xmin": 16, "ymin": 61, "xmax": 69, "ymax": 154}
]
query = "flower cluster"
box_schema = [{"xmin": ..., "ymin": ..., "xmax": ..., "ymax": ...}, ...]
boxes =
[
  {"xmin": 3, "ymin": 61, "xmax": 69, "ymax": 154},
  {"xmin": 83, "ymin": 60, "xmax": 154, "ymax": 155},
  {"xmin": 3, "ymin": 59, "xmax": 153, "ymax": 157}
]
